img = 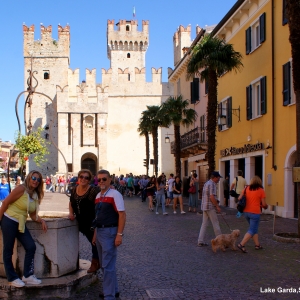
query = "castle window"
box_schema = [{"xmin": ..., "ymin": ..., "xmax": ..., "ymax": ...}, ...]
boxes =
[
  {"xmin": 128, "ymin": 74, "xmax": 131, "ymax": 81},
  {"xmin": 126, "ymin": 25, "xmax": 130, "ymax": 31},
  {"xmin": 84, "ymin": 115, "xmax": 94, "ymax": 128},
  {"xmin": 45, "ymin": 133, "xmax": 49, "ymax": 140},
  {"xmin": 127, "ymin": 53, "xmax": 130, "ymax": 58},
  {"xmin": 44, "ymin": 71, "xmax": 50, "ymax": 80}
]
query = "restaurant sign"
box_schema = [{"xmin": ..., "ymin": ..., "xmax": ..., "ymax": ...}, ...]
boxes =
[{"xmin": 220, "ymin": 143, "xmax": 264, "ymax": 157}]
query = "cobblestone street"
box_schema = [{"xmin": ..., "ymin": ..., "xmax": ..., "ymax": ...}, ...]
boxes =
[{"xmin": 40, "ymin": 192, "xmax": 300, "ymax": 300}]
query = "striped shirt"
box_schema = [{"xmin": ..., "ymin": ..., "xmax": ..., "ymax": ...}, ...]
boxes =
[{"xmin": 201, "ymin": 179, "xmax": 217, "ymax": 211}]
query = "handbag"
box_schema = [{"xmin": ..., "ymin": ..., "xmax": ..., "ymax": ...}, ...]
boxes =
[
  {"xmin": 237, "ymin": 187, "xmax": 247, "ymax": 213},
  {"xmin": 229, "ymin": 176, "xmax": 239, "ymax": 197},
  {"xmin": 188, "ymin": 185, "xmax": 196, "ymax": 194}
]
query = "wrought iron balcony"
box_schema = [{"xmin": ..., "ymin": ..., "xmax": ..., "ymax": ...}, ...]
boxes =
[{"xmin": 170, "ymin": 127, "xmax": 207, "ymax": 157}]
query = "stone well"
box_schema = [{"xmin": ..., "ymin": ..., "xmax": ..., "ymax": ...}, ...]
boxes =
[{"xmin": 0, "ymin": 212, "xmax": 79, "ymax": 278}]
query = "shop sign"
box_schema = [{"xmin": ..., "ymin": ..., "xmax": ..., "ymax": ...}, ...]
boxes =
[{"xmin": 220, "ymin": 143, "xmax": 264, "ymax": 157}]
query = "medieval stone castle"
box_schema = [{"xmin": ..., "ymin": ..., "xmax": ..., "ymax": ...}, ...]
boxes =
[{"xmin": 23, "ymin": 20, "xmax": 174, "ymax": 176}]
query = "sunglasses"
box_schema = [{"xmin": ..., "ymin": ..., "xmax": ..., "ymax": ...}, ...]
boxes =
[
  {"xmin": 98, "ymin": 177, "xmax": 108, "ymax": 182},
  {"xmin": 31, "ymin": 176, "xmax": 41, "ymax": 183},
  {"xmin": 79, "ymin": 175, "xmax": 90, "ymax": 180}
]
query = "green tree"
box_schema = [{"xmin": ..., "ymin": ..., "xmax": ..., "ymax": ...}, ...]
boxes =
[
  {"xmin": 138, "ymin": 116, "xmax": 151, "ymax": 176},
  {"xmin": 286, "ymin": 0, "xmax": 300, "ymax": 235},
  {"xmin": 186, "ymin": 35, "xmax": 243, "ymax": 175},
  {"xmin": 15, "ymin": 127, "xmax": 49, "ymax": 166},
  {"xmin": 160, "ymin": 95, "xmax": 197, "ymax": 177},
  {"xmin": 140, "ymin": 105, "xmax": 165, "ymax": 177}
]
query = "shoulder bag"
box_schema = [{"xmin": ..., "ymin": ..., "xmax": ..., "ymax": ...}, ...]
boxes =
[{"xmin": 237, "ymin": 186, "xmax": 247, "ymax": 213}]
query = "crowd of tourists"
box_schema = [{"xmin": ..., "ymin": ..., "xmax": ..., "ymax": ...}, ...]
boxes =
[{"xmin": 0, "ymin": 168, "xmax": 267, "ymax": 300}]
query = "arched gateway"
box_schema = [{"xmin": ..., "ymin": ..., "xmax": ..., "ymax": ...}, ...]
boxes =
[{"xmin": 81, "ymin": 153, "xmax": 97, "ymax": 176}]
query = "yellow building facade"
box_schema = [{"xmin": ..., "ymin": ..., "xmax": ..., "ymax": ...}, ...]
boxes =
[{"xmin": 214, "ymin": 0, "xmax": 296, "ymax": 217}]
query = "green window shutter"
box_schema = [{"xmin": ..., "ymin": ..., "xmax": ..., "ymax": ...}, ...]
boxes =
[
  {"xmin": 246, "ymin": 85, "xmax": 252, "ymax": 120},
  {"xmin": 282, "ymin": 0, "xmax": 288, "ymax": 25},
  {"xmin": 260, "ymin": 76, "xmax": 267, "ymax": 114},
  {"xmin": 205, "ymin": 79, "xmax": 209, "ymax": 94},
  {"xmin": 218, "ymin": 102, "xmax": 222, "ymax": 131},
  {"xmin": 190, "ymin": 82, "xmax": 194, "ymax": 104},
  {"xmin": 259, "ymin": 13, "xmax": 266, "ymax": 43},
  {"xmin": 246, "ymin": 27, "xmax": 251, "ymax": 55},
  {"xmin": 283, "ymin": 62, "xmax": 291, "ymax": 106},
  {"xmin": 227, "ymin": 97, "xmax": 232, "ymax": 128}
]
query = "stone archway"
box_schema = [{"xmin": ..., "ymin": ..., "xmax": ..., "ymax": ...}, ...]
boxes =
[
  {"xmin": 283, "ymin": 145, "xmax": 296, "ymax": 218},
  {"xmin": 81, "ymin": 153, "xmax": 97, "ymax": 176}
]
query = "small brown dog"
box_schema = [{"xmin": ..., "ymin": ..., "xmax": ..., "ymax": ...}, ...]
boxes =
[{"xmin": 211, "ymin": 229, "xmax": 240, "ymax": 253}]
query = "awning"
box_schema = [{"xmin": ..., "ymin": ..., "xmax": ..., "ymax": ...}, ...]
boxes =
[{"xmin": 188, "ymin": 153, "xmax": 206, "ymax": 162}]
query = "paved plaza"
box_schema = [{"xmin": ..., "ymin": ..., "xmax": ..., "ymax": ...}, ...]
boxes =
[{"xmin": 37, "ymin": 192, "xmax": 299, "ymax": 300}]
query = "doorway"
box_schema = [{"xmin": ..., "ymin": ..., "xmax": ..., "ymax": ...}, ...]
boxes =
[{"xmin": 255, "ymin": 156, "xmax": 263, "ymax": 180}]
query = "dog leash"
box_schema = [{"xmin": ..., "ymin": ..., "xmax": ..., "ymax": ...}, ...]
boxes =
[{"xmin": 219, "ymin": 211, "xmax": 233, "ymax": 232}]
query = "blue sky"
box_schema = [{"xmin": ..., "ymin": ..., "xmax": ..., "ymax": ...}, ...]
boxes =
[{"xmin": 0, "ymin": 0, "xmax": 236, "ymax": 142}]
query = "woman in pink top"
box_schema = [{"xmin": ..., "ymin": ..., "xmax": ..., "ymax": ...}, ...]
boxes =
[{"xmin": 237, "ymin": 176, "xmax": 268, "ymax": 253}]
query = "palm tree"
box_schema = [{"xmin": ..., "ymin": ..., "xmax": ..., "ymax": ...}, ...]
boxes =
[
  {"xmin": 140, "ymin": 105, "xmax": 164, "ymax": 177},
  {"xmin": 286, "ymin": 0, "xmax": 300, "ymax": 235},
  {"xmin": 160, "ymin": 95, "xmax": 197, "ymax": 178},
  {"xmin": 186, "ymin": 35, "xmax": 243, "ymax": 175},
  {"xmin": 137, "ymin": 117, "xmax": 151, "ymax": 176}
]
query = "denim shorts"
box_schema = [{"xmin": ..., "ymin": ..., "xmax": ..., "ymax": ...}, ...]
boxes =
[
  {"xmin": 244, "ymin": 212, "xmax": 260, "ymax": 236},
  {"xmin": 167, "ymin": 191, "xmax": 173, "ymax": 199}
]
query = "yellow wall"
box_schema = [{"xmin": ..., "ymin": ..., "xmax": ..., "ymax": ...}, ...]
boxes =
[{"xmin": 216, "ymin": 0, "xmax": 295, "ymax": 213}]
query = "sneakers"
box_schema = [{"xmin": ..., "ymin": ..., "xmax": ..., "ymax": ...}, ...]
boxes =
[
  {"xmin": 181, "ymin": 211, "xmax": 186, "ymax": 214},
  {"xmin": 22, "ymin": 275, "xmax": 42, "ymax": 285},
  {"xmin": 197, "ymin": 242, "xmax": 209, "ymax": 247},
  {"xmin": 156, "ymin": 212, "xmax": 159, "ymax": 215},
  {"xmin": 173, "ymin": 211, "xmax": 177, "ymax": 214},
  {"xmin": 163, "ymin": 212, "xmax": 168, "ymax": 215},
  {"xmin": 9, "ymin": 278, "xmax": 25, "ymax": 288}
]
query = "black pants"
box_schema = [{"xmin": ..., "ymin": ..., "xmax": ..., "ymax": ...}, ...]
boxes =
[
  {"xmin": 81, "ymin": 229, "xmax": 99, "ymax": 260},
  {"xmin": 142, "ymin": 188, "xmax": 147, "ymax": 201}
]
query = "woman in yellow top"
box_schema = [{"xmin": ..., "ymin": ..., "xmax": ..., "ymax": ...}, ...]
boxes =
[{"xmin": 0, "ymin": 170, "xmax": 47, "ymax": 288}]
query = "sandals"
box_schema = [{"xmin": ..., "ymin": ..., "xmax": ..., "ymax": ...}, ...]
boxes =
[
  {"xmin": 237, "ymin": 243, "xmax": 248, "ymax": 253},
  {"xmin": 255, "ymin": 245, "xmax": 263, "ymax": 250}
]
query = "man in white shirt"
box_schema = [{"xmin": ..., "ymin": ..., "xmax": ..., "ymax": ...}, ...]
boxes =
[{"xmin": 166, "ymin": 173, "xmax": 175, "ymax": 206}]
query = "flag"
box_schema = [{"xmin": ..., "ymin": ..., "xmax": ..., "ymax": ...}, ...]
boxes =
[{"xmin": 133, "ymin": 6, "xmax": 136, "ymax": 18}]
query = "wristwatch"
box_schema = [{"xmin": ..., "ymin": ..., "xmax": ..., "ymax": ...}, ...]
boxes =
[{"xmin": 117, "ymin": 233, "xmax": 124, "ymax": 236}]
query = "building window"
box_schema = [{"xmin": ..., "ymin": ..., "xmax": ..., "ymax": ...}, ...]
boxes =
[
  {"xmin": 128, "ymin": 74, "xmax": 131, "ymax": 81},
  {"xmin": 205, "ymin": 79, "xmax": 208, "ymax": 95},
  {"xmin": 282, "ymin": 0, "xmax": 288, "ymax": 25},
  {"xmin": 67, "ymin": 163, "xmax": 73, "ymax": 172},
  {"xmin": 218, "ymin": 97, "xmax": 232, "ymax": 131},
  {"xmin": 283, "ymin": 61, "xmax": 295, "ymax": 106},
  {"xmin": 44, "ymin": 71, "xmax": 50, "ymax": 80},
  {"xmin": 246, "ymin": 76, "xmax": 267, "ymax": 120},
  {"xmin": 126, "ymin": 25, "xmax": 130, "ymax": 31},
  {"xmin": 127, "ymin": 53, "xmax": 130, "ymax": 58},
  {"xmin": 246, "ymin": 13, "xmax": 266, "ymax": 54},
  {"xmin": 199, "ymin": 114, "xmax": 206, "ymax": 142},
  {"xmin": 190, "ymin": 78, "xmax": 199, "ymax": 103}
]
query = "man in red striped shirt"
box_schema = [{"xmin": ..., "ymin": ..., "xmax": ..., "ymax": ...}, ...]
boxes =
[{"xmin": 92, "ymin": 169, "xmax": 126, "ymax": 300}]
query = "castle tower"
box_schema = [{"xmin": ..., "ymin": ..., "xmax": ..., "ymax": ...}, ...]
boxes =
[
  {"xmin": 23, "ymin": 24, "xmax": 70, "ymax": 175},
  {"xmin": 107, "ymin": 20, "xmax": 149, "ymax": 83},
  {"xmin": 173, "ymin": 25, "xmax": 191, "ymax": 66}
]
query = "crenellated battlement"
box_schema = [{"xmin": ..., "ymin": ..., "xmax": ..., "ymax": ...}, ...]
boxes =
[{"xmin": 23, "ymin": 24, "xmax": 70, "ymax": 58}]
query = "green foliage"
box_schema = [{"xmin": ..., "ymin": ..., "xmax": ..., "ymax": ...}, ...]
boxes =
[{"xmin": 15, "ymin": 128, "xmax": 50, "ymax": 166}]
